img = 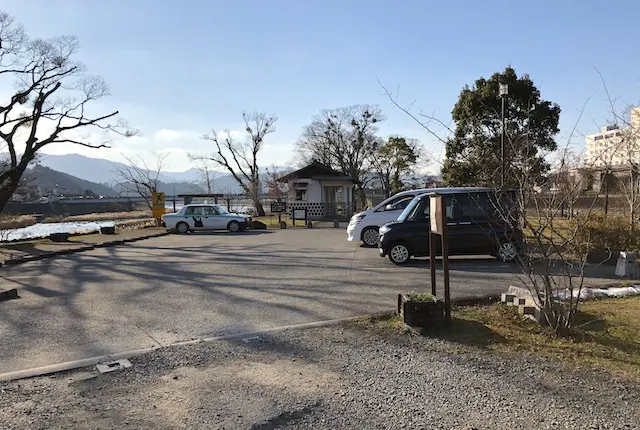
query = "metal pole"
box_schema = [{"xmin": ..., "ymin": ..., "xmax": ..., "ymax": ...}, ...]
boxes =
[{"xmin": 501, "ymin": 95, "xmax": 506, "ymax": 188}]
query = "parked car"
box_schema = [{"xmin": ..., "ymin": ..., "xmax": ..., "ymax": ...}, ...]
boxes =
[
  {"xmin": 378, "ymin": 189, "xmax": 521, "ymax": 265},
  {"xmin": 347, "ymin": 187, "xmax": 492, "ymax": 247},
  {"xmin": 162, "ymin": 204, "xmax": 251, "ymax": 234}
]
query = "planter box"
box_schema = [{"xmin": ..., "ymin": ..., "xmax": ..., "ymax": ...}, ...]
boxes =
[
  {"xmin": 397, "ymin": 293, "xmax": 445, "ymax": 328},
  {"xmin": 49, "ymin": 232, "xmax": 70, "ymax": 242},
  {"xmin": 100, "ymin": 226, "xmax": 116, "ymax": 235}
]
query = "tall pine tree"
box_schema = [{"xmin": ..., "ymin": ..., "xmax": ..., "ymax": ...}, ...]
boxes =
[{"xmin": 443, "ymin": 67, "xmax": 560, "ymax": 188}]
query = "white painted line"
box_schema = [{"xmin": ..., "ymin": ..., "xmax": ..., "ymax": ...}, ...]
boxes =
[{"xmin": 0, "ymin": 310, "xmax": 395, "ymax": 383}]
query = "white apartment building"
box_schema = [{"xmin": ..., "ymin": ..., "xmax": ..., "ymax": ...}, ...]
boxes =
[{"xmin": 585, "ymin": 107, "xmax": 640, "ymax": 168}]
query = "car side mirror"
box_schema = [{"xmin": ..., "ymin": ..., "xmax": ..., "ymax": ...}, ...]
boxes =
[{"xmin": 385, "ymin": 204, "xmax": 394, "ymax": 211}]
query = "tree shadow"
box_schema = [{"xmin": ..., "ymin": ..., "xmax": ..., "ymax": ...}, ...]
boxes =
[
  {"xmin": 572, "ymin": 309, "xmax": 640, "ymax": 357},
  {"xmin": 415, "ymin": 317, "xmax": 507, "ymax": 349},
  {"xmin": 183, "ymin": 230, "xmax": 274, "ymax": 237}
]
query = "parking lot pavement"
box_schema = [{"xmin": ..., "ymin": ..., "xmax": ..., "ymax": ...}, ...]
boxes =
[{"xmin": 0, "ymin": 229, "xmax": 621, "ymax": 375}]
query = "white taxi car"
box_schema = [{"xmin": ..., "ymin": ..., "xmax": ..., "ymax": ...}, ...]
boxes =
[{"xmin": 162, "ymin": 204, "xmax": 251, "ymax": 234}]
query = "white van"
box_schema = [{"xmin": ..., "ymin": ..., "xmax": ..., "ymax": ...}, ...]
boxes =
[{"xmin": 346, "ymin": 187, "xmax": 490, "ymax": 247}]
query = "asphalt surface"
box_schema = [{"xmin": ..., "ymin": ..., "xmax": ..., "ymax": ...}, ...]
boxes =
[
  {"xmin": 2, "ymin": 321, "xmax": 638, "ymax": 429},
  {"xmin": 0, "ymin": 229, "xmax": 620, "ymax": 374}
]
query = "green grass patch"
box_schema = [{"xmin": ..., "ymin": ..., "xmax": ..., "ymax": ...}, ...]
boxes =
[{"xmin": 365, "ymin": 297, "xmax": 640, "ymax": 382}]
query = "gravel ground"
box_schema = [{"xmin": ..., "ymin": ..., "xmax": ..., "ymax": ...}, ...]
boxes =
[{"xmin": 0, "ymin": 320, "xmax": 638, "ymax": 430}]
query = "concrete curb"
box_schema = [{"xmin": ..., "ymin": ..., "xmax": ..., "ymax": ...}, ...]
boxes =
[
  {"xmin": 0, "ymin": 232, "xmax": 169, "ymax": 268},
  {"xmin": 0, "ymin": 296, "xmax": 514, "ymax": 382},
  {"xmin": 0, "ymin": 310, "xmax": 393, "ymax": 383}
]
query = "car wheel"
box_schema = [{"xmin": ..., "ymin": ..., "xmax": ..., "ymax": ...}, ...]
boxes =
[
  {"xmin": 388, "ymin": 243, "xmax": 411, "ymax": 265},
  {"xmin": 176, "ymin": 222, "xmax": 189, "ymax": 234},
  {"xmin": 228, "ymin": 221, "xmax": 240, "ymax": 233},
  {"xmin": 497, "ymin": 240, "xmax": 518, "ymax": 262},
  {"xmin": 361, "ymin": 227, "xmax": 379, "ymax": 247}
]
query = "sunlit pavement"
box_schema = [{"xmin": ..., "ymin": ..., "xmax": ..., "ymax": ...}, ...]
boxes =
[{"xmin": 0, "ymin": 229, "xmax": 619, "ymax": 374}]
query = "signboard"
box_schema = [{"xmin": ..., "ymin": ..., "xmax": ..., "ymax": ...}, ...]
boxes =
[
  {"xmin": 152, "ymin": 192, "xmax": 165, "ymax": 206},
  {"xmin": 152, "ymin": 191, "xmax": 166, "ymax": 220},
  {"xmin": 271, "ymin": 201, "xmax": 287, "ymax": 213},
  {"xmin": 293, "ymin": 208, "xmax": 307, "ymax": 220},
  {"xmin": 430, "ymin": 194, "xmax": 443, "ymax": 235}
]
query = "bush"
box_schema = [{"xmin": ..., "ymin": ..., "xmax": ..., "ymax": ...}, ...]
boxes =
[
  {"xmin": 0, "ymin": 215, "xmax": 36, "ymax": 230},
  {"xmin": 577, "ymin": 215, "xmax": 640, "ymax": 253},
  {"xmin": 44, "ymin": 211, "xmax": 151, "ymax": 223},
  {"xmin": 408, "ymin": 292, "xmax": 436, "ymax": 302}
]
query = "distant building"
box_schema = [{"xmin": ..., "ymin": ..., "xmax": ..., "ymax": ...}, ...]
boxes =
[
  {"xmin": 277, "ymin": 162, "xmax": 355, "ymax": 220},
  {"xmin": 585, "ymin": 107, "xmax": 640, "ymax": 168}
]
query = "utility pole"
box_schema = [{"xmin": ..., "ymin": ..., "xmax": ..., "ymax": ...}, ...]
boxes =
[{"xmin": 499, "ymin": 83, "xmax": 509, "ymax": 188}]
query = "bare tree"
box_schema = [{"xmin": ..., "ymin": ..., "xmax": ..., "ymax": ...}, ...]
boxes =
[
  {"xmin": 113, "ymin": 153, "xmax": 168, "ymax": 211},
  {"xmin": 191, "ymin": 158, "xmax": 218, "ymax": 194},
  {"xmin": 264, "ymin": 165, "xmax": 292, "ymax": 201},
  {"xmin": 297, "ymin": 105, "xmax": 383, "ymax": 208},
  {"xmin": 0, "ymin": 12, "xmax": 134, "ymax": 212},
  {"xmin": 195, "ymin": 112, "xmax": 277, "ymax": 216}
]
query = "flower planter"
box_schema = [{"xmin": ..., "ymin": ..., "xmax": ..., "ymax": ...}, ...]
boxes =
[
  {"xmin": 100, "ymin": 226, "xmax": 116, "ymax": 235},
  {"xmin": 49, "ymin": 232, "xmax": 70, "ymax": 243},
  {"xmin": 397, "ymin": 293, "xmax": 445, "ymax": 328}
]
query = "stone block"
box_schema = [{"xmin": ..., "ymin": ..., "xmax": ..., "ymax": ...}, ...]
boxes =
[
  {"xmin": 615, "ymin": 251, "xmax": 639, "ymax": 278},
  {"xmin": 251, "ymin": 220, "xmax": 267, "ymax": 230},
  {"xmin": 96, "ymin": 359, "xmax": 132, "ymax": 374},
  {"xmin": 506, "ymin": 285, "xmax": 542, "ymax": 307}
]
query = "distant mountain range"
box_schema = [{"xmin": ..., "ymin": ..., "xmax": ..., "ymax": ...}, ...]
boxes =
[
  {"xmin": 26, "ymin": 165, "xmax": 116, "ymax": 196},
  {"xmin": 36, "ymin": 153, "xmax": 249, "ymax": 194}
]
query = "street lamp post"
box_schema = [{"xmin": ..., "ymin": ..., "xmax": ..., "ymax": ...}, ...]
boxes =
[{"xmin": 499, "ymin": 83, "xmax": 509, "ymax": 188}]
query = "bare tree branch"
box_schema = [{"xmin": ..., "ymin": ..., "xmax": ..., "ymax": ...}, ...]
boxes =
[
  {"xmin": 0, "ymin": 12, "xmax": 135, "ymax": 212},
  {"xmin": 194, "ymin": 112, "xmax": 277, "ymax": 216}
]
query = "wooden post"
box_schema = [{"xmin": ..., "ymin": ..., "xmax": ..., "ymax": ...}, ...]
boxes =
[
  {"xmin": 429, "ymin": 193, "xmax": 451, "ymax": 326},
  {"xmin": 429, "ymin": 232, "xmax": 437, "ymax": 297},
  {"xmin": 440, "ymin": 195, "xmax": 451, "ymax": 324}
]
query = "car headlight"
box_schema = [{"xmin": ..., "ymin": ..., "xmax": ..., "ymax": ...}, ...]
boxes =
[
  {"xmin": 352, "ymin": 214, "xmax": 366, "ymax": 223},
  {"xmin": 379, "ymin": 225, "xmax": 390, "ymax": 235}
]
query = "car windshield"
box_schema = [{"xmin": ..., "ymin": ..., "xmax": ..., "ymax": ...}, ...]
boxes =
[
  {"xmin": 216, "ymin": 205, "xmax": 229, "ymax": 214},
  {"xmin": 397, "ymin": 197, "xmax": 423, "ymax": 222}
]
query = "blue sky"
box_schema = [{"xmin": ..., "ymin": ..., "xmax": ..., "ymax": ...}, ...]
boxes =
[{"xmin": 2, "ymin": 0, "xmax": 639, "ymax": 172}]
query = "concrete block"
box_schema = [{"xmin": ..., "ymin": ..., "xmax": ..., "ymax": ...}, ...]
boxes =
[
  {"xmin": 96, "ymin": 359, "xmax": 132, "ymax": 374},
  {"xmin": 251, "ymin": 221, "xmax": 267, "ymax": 230},
  {"xmin": 0, "ymin": 288, "xmax": 19, "ymax": 301},
  {"xmin": 506, "ymin": 285, "xmax": 542, "ymax": 307},
  {"xmin": 615, "ymin": 251, "xmax": 639, "ymax": 278}
]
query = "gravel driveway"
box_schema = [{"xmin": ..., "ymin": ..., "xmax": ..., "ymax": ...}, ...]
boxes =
[{"xmin": 1, "ymin": 320, "xmax": 637, "ymax": 430}]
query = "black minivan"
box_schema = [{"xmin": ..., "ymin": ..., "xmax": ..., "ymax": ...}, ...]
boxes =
[{"xmin": 378, "ymin": 188, "xmax": 522, "ymax": 265}]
